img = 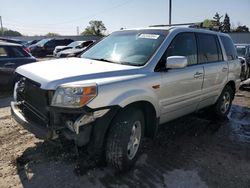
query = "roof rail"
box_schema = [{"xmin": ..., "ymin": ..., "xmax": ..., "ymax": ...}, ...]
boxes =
[
  {"xmin": 149, "ymin": 22, "xmax": 201, "ymax": 27},
  {"xmin": 149, "ymin": 22, "xmax": 221, "ymax": 32}
]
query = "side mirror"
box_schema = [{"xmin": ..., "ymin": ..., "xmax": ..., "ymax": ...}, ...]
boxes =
[{"xmin": 166, "ymin": 56, "xmax": 188, "ymax": 69}]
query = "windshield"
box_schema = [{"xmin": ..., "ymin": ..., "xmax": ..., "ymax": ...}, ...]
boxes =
[
  {"xmin": 36, "ymin": 38, "xmax": 51, "ymax": 46},
  {"xmin": 81, "ymin": 30, "xmax": 167, "ymax": 66},
  {"xmin": 236, "ymin": 46, "xmax": 246, "ymax": 57},
  {"xmin": 67, "ymin": 41, "xmax": 83, "ymax": 48}
]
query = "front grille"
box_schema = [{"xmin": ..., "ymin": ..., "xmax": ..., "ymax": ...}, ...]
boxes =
[{"xmin": 16, "ymin": 75, "xmax": 52, "ymax": 126}]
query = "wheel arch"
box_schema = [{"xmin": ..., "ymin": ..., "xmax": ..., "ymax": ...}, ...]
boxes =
[
  {"xmin": 119, "ymin": 101, "xmax": 159, "ymax": 139},
  {"xmin": 226, "ymin": 80, "xmax": 236, "ymax": 99}
]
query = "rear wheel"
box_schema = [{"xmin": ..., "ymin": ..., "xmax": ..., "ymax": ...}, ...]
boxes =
[
  {"xmin": 106, "ymin": 107, "xmax": 144, "ymax": 171},
  {"xmin": 212, "ymin": 85, "xmax": 234, "ymax": 119},
  {"xmin": 246, "ymin": 66, "xmax": 250, "ymax": 79}
]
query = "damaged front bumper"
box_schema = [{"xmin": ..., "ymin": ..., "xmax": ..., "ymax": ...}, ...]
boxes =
[
  {"xmin": 11, "ymin": 100, "xmax": 119, "ymax": 146},
  {"xmin": 11, "ymin": 101, "xmax": 57, "ymax": 139}
]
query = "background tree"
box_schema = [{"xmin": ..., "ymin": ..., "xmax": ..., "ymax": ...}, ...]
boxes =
[
  {"xmin": 235, "ymin": 25, "xmax": 249, "ymax": 32},
  {"xmin": 222, "ymin": 13, "xmax": 231, "ymax": 32},
  {"xmin": 202, "ymin": 19, "xmax": 214, "ymax": 28},
  {"xmin": 45, "ymin": 32, "xmax": 60, "ymax": 37},
  {"xmin": 213, "ymin": 12, "xmax": 223, "ymax": 31},
  {"xmin": 81, "ymin": 20, "xmax": 107, "ymax": 36},
  {"xmin": 1, "ymin": 27, "xmax": 22, "ymax": 36}
]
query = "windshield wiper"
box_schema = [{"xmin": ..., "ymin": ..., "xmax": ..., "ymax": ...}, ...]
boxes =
[
  {"xmin": 120, "ymin": 61, "xmax": 143, "ymax": 66},
  {"xmin": 90, "ymin": 58, "xmax": 117, "ymax": 64}
]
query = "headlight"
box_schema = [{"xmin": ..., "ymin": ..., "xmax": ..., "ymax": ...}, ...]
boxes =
[{"xmin": 51, "ymin": 84, "xmax": 97, "ymax": 108}]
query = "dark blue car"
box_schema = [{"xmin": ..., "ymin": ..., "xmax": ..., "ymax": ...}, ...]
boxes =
[{"xmin": 0, "ymin": 41, "xmax": 36, "ymax": 91}]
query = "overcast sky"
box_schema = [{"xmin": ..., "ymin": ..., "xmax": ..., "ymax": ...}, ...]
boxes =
[{"xmin": 0, "ymin": 0, "xmax": 250, "ymax": 36}]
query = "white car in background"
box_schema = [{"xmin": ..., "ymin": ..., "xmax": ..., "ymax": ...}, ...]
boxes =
[{"xmin": 53, "ymin": 41, "xmax": 84, "ymax": 57}]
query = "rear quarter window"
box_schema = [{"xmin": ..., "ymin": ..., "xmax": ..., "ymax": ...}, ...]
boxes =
[{"xmin": 220, "ymin": 36, "xmax": 237, "ymax": 61}]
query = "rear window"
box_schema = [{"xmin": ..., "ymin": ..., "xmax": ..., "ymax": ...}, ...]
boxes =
[
  {"xmin": 220, "ymin": 36, "xmax": 237, "ymax": 61},
  {"xmin": 197, "ymin": 33, "xmax": 223, "ymax": 64}
]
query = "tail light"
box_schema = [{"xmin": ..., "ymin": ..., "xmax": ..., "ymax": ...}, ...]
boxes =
[{"xmin": 24, "ymin": 47, "xmax": 31, "ymax": 53}]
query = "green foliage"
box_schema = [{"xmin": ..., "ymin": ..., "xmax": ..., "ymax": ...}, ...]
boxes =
[
  {"xmin": 202, "ymin": 19, "xmax": 214, "ymax": 28},
  {"xmin": 45, "ymin": 32, "xmax": 60, "ymax": 37},
  {"xmin": 2, "ymin": 29, "xmax": 22, "ymax": 36},
  {"xmin": 222, "ymin": 13, "xmax": 231, "ymax": 33},
  {"xmin": 234, "ymin": 25, "xmax": 249, "ymax": 32},
  {"xmin": 81, "ymin": 20, "xmax": 107, "ymax": 36},
  {"xmin": 213, "ymin": 12, "xmax": 223, "ymax": 31}
]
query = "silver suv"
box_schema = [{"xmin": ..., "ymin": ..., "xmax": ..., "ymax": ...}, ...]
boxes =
[{"xmin": 11, "ymin": 27, "xmax": 241, "ymax": 171}]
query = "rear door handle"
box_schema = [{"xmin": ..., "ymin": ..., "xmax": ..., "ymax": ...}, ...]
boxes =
[{"xmin": 194, "ymin": 72, "xmax": 203, "ymax": 79}]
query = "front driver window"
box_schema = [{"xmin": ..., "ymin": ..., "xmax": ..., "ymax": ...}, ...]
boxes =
[{"xmin": 167, "ymin": 32, "xmax": 197, "ymax": 65}]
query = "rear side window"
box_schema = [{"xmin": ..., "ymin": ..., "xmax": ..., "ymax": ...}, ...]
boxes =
[
  {"xmin": 0, "ymin": 47, "xmax": 8, "ymax": 58},
  {"xmin": 46, "ymin": 40, "xmax": 56, "ymax": 47},
  {"xmin": 197, "ymin": 33, "xmax": 223, "ymax": 64},
  {"xmin": 56, "ymin": 40, "xmax": 65, "ymax": 45},
  {"xmin": 166, "ymin": 32, "xmax": 197, "ymax": 65},
  {"xmin": 9, "ymin": 46, "xmax": 30, "ymax": 58},
  {"xmin": 220, "ymin": 36, "xmax": 237, "ymax": 61}
]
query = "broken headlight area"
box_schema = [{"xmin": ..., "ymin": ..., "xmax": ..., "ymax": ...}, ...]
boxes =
[{"xmin": 57, "ymin": 108, "xmax": 110, "ymax": 134}]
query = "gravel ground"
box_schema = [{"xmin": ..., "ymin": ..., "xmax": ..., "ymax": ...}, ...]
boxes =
[{"xmin": 0, "ymin": 86, "xmax": 250, "ymax": 188}]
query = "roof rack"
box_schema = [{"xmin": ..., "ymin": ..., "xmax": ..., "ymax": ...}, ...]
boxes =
[
  {"xmin": 149, "ymin": 22, "xmax": 220, "ymax": 31},
  {"xmin": 149, "ymin": 22, "xmax": 201, "ymax": 27}
]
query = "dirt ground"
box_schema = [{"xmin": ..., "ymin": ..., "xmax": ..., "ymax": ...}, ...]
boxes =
[{"xmin": 0, "ymin": 85, "xmax": 250, "ymax": 188}]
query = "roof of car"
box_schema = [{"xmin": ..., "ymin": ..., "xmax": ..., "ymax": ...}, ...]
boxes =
[
  {"xmin": 122, "ymin": 26, "xmax": 229, "ymax": 36},
  {"xmin": 0, "ymin": 41, "xmax": 22, "ymax": 46}
]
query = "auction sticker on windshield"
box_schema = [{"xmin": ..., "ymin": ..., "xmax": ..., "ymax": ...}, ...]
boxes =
[{"xmin": 138, "ymin": 34, "xmax": 160, "ymax": 39}]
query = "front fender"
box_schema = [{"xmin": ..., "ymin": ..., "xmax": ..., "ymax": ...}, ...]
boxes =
[{"xmin": 110, "ymin": 89, "xmax": 160, "ymax": 117}]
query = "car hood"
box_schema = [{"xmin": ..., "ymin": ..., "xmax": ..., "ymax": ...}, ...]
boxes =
[{"xmin": 16, "ymin": 57, "xmax": 140, "ymax": 89}]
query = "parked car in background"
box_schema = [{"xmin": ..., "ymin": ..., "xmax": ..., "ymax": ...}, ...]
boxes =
[
  {"xmin": 29, "ymin": 38, "xmax": 73, "ymax": 57},
  {"xmin": 11, "ymin": 26, "xmax": 241, "ymax": 171},
  {"xmin": 24, "ymin": 39, "xmax": 41, "ymax": 48},
  {"xmin": 0, "ymin": 37, "xmax": 30, "ymax": 53},
  {"xmin": 56, "ymin": 40, "xmax": 95, "ymax": 58},
  {"xmin": 0, "ymin": 41, "xmax": 36, "ymax": 91},
  {"xmin": 53, "ymin": 41, "xmax": 85, "ymax": 57},
  {"xmin": 235, "ymin": 44, "xmax": 250, "ymax": 80}
]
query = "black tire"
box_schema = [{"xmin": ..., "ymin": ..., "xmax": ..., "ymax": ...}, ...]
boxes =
[
  {"xmin": 246, "ymin": 66, "xmax": 250, "ymax": 79},
  {"xmin": 212, "ymin": 85, "xmax": 234, "ymax": 119},
  {"xmin": 106, "ymin": 107, "xmax": 144, "ymax": 171}
]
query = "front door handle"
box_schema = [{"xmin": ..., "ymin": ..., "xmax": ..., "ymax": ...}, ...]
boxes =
[
  {"xmin": 222, "ymin": 67, "xmax": 228, "ymax": 72},
  {"xmin": 194, "ymin": 72, "xmax": 203, "ymax": 79}
]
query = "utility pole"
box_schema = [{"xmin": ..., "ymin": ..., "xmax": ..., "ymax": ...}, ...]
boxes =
[
  {"xmin": 76, "ymin": 26, "xmax": 79, "ymax": 35},
  {"xmin": 0, "ymin": 16, "xmax": 3, "ymax": 36},
  {"xmin": 169, "ymin": 0, "xmax": 172, "ymax": 25}
]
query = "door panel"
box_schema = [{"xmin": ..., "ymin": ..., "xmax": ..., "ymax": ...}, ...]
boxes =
[
  {"xmin": 196, "ymin": 33, "xmax": 227, "ymax": 109},
  {"xmin": 159, "ymin": 64, "xmax": 204, "ymax": 123},
  {"xmin": 158, "ymin": 32, "xmax": 203, "ymax": 124},
  {"xmin": 198, "ymin": 61, "xmax": 228, "ymax": 109},
  {"xmin": 0, "ymin": 58, "xmax": 14, "ymax": 86}
]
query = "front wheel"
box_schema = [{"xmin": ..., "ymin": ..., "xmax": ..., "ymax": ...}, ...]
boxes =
[
  {"xmin": 213, "ymin": 85, "xmax": 234, "ymax": 119},
  {"xmin": 106, "ymin": 107, "xmax": 144, "ymax": 171}
]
